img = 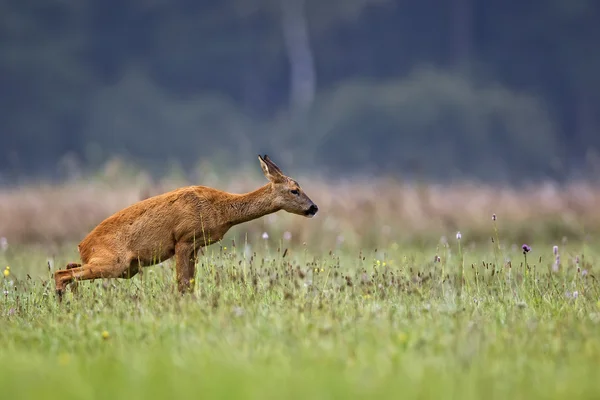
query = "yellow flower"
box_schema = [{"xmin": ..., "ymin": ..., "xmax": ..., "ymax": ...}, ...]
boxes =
[
  {"xmin": 223, "ymin": 246, "xmax": 227, "ymax": 250},
  {"xmin": 3, "ymin": 268, "xmax": 9, "ymax": 277},
  {"xmin": 320, "ymin": 268, "xmax": 324, "ymax": 273},
  {"xmin": 102, "ymin": 330, "xmax": 110, "ymax": 340},
  {"xmin": 382, "ymin": 262, "xmax": 387, "ymax": 267},
  {"xmin": 397, "ymin": 332, "xmax": 408, "ymax": 345},
  {"xmin": 58, "ymin": 353, "xmax": 71, "ymax": 366},
  {"xmin": 189, "ymin": 278, "xmax": 195, "ymax": 284}
]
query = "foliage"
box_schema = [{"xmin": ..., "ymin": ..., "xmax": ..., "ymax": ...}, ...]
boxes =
[{"xmin": 1, "ymin": 0, "xmax": 599, "ymax": 182}]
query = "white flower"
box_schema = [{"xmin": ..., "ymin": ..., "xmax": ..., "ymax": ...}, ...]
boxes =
[
  {"xmin": 262, "ymin": 232, "xmax": 269, "ymax": 240},
  {"xmin": 283, "ymin": 231, "xmax": 292, "ymax": 241},
  {"xmin": 456, "ymin": 231, "xmax": 462, "ymax": 240},
  {"xmin": 573, "ymin": 291, "xmax": 579, "ymax": 299}
]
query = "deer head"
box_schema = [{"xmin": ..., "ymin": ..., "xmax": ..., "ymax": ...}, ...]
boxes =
[{"xmin": 258, "ymin": 154, "xmax": 318, "ymax": 218}]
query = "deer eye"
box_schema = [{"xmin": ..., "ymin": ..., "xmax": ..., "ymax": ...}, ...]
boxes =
[{"xmin": 290, "ymin": 189, "xmax": 299, "ymax": 195}]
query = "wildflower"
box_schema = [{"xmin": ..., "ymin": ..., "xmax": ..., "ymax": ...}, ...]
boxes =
[
  {"xmin": 58, "ymin": 353, "xmax": 71, "ymax": 366},
  {"xmin": 553, "ymin": 255, "xmax": 560, "ymax": 272},
  {"xmin": 262, "ymin": 232, "xmax": 269, "ymax": 240},
  {"xmin": 223, "ymin": 246, "xmax": 227, "ymax": 251},
  {"xmin": 3, "ymin": 266, "xmax": 9, "ymax": 278},
  {"xmin": 456, "ymin": 232, "xmax": 462, "ymax": 240},
  {"xmin": 522, "ymin": 244, "xmax": 531, "ymax": 254},
  {"xmin": 232, "ymin": 307, "xmax": 244, "ymax": 317},
  {"xmin": 320, "ymin": 268, "xmax": 324, "ymax": 273},
  {"xmin": 582, "ymin": 270, "xmax": 588, "ymax": 277},
  {"xmin": 101, "ymin": 330, "xmax": 110, "ymax": 340},
  {"xmin": 283, "ymin": 231, "xmax": 292, "ymax": 241},
  {"xmin": 434, "ymin": 255, "xmax": 441, "ymax": 262},
  {"xmin": 553, "ymin": 245, "xmax": 558, "ymax": 256},
  {"xmin": 397, "ymin": 332, "xmax": 408, "ymax": 345},
  {"xmin": 189, "ymin": 278, "xmax": 195, "ymax": 284},
  {"xmin": 492, "ymin": 214, "xmax": 496, "ymax": 221},
  {"xmin": 565, "ymin": 291, "xmax": 579, "ymax": 299}
]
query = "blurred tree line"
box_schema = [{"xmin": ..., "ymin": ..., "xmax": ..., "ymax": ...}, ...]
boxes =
[{"xmin": 1, "ymin": 0, "xmax": 599, "ymax": 183}]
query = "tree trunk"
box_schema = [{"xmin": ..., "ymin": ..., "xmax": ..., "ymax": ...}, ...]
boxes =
[
  {"xmin": 451, "ymin": 0, "xmax": 472, "ymax": 70},
  {"xmin": 280, "ymin": 0, "xmax": 316, "ymax": 116}
]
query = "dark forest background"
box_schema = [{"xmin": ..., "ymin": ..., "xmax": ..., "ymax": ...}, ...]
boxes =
[{"xmin": 1, "ymin": 0, "xmax": 600, "ymax": 184}]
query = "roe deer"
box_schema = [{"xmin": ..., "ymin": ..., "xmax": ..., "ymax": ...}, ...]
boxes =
[{"xmin": 54, "ymin": 155, "xmax": 318, "ymax": 299}]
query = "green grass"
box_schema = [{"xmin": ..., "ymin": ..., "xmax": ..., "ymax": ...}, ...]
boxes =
[{"xmin": 1, "ymin": 237, "xmax": 599, "ymax": 399}]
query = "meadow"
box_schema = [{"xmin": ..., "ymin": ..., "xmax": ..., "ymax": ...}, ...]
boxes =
[{"xmin": 2, "ymin": 168, "xmax": 600, "ymax": 399}]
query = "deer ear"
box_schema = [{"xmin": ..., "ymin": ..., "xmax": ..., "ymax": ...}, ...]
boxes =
[{"xmin": 258, "ymin": 154, "xmax": 285, "ymax": 183}]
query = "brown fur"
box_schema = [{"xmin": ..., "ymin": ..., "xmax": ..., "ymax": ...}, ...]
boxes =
[{"xmin": 54, "ymin": 155, "xmax": 318, "ymax": 299}]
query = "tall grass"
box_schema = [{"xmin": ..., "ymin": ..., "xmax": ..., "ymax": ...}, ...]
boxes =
[
  {"xmin": 1, "ymin": 228, "xmax": 598, "ymax": 399},
  {"xmin": 0, "ymin": 173, "xmax": 598, "ymax": 250},
  {"xmin": 1, "ymin": 166, "xmax": 600, "ymax": 398}
]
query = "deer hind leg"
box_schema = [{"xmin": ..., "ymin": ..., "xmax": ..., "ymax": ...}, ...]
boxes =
[
  {"xmin": 175, "ymin": 242, "xmax": 197, "ymax": 294},
  {"xmin": 54, "ymin": 258, "xmax": 133, "ymax": 301}
]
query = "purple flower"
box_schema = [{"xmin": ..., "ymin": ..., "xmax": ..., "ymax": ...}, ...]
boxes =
[
  {"xmin": 492, "ymin": 214, "xmax": 497, "ymax": 221},
  {"xmin": 522, "ymin": 244, "xmax": 531, "ymax": 254},
  {"xmin": 553, "ymin": 245, "xmax": 558, "ymax": 256}
]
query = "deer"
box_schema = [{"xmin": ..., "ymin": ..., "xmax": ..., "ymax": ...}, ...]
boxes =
[{"xmin": 54, "ymin": 155, "xmax": 318, "ymax": 300}]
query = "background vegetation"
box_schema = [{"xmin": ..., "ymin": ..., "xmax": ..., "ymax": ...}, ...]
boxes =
[{"xmin": 2, "ymin": 0, "xmax": 600, "ymax": 183}]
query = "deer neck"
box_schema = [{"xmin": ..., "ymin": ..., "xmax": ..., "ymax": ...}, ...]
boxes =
[{"xmin": 223, "ymin": 184, "xmax": 280, "ymax": 226}]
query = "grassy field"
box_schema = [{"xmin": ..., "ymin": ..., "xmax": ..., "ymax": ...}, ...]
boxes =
[
  {"xmin": 2, "ymin": 228, "xmax": 600, "ymax": 399},
  {"xmin": 2, "ymin": 169, "xmax": 600, "ymax": 399}
]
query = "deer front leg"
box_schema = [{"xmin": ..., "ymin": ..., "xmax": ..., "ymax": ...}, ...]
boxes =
[{"xmin": 175, "ymin": 242, "xmax": 197, "ymax": 294}]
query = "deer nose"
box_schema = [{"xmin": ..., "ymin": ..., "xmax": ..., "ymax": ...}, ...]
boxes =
[{"xmin": 308, "ymin": 204, "xmax": 318, "ymax": 214}]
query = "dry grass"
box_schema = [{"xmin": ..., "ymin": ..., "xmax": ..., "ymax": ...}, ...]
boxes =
[{"xmin": 0, "ymin": 168, "xmax": 599, "ymax": 250}]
